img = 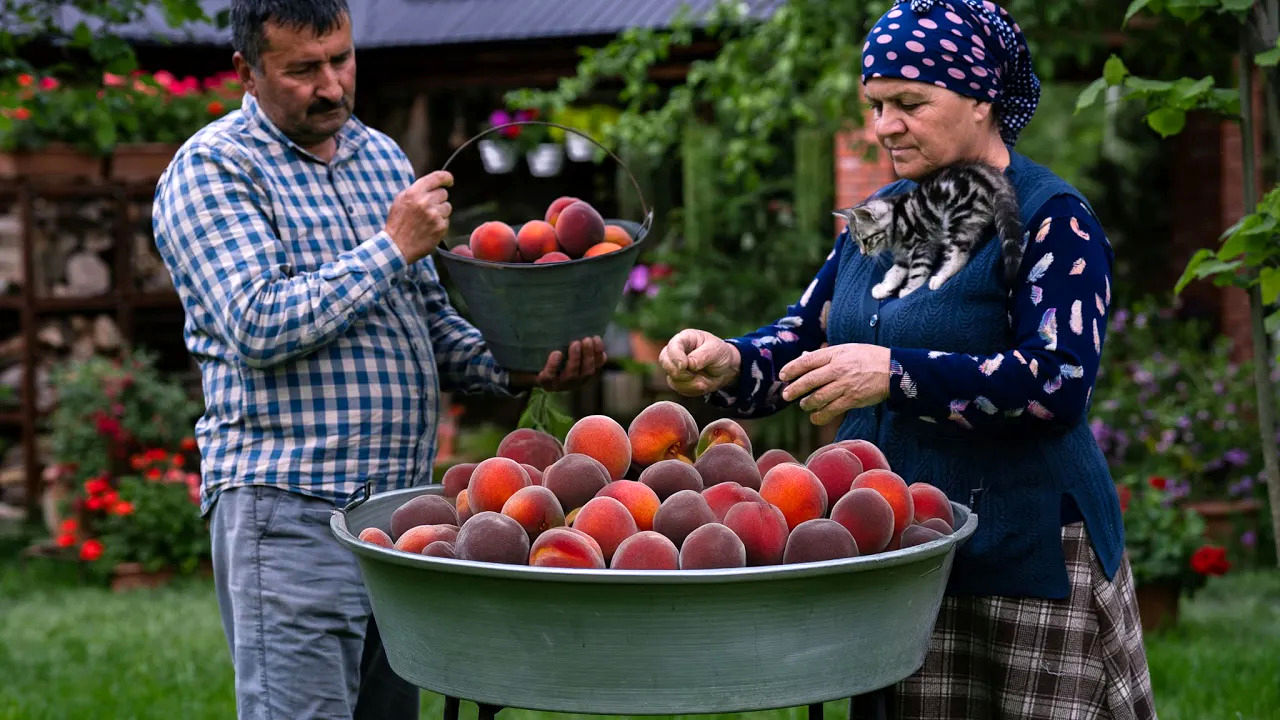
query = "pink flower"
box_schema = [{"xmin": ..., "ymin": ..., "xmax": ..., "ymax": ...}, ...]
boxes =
[
  {"xmin": 39, "ymin": 76, "xmax": 59, "ymax": 90},
  {"xmin": 152, "ymin": 70, "xmax": 176, "ymax": 89},
  {"xmin": 103, "ymin": 72, "xmax": 126, "ymax": 87}
]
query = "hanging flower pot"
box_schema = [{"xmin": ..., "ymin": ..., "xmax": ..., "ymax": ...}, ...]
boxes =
[
  {"xmin": 477, "ymin": 138, "xmax": 517, "ymax": 174},
  {"xmin": 565, "ymin": 132, "xmax": 595, "ymax": 162},
  {"xmin": 525, "ymin": 142, "xmax": 564, "ymax": 177}
]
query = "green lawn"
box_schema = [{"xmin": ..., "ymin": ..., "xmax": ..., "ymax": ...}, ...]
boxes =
[{"xmin": 2, "ymin": 527, "xmax": 1277, "ymax": 720}]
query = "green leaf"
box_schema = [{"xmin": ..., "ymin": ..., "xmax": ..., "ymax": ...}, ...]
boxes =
[
  {"xmin": 1265, "ymin": 309, "xmax": 1280, "ymax": 339},
  {"xmin": 1103, "ymin": 55, "xmax": 1129, "ymax": 86},
  {"xmin": 1146, "ymin": 107, "xmax": 1186, "ymax": 136},
  {"xmin": 1218, "ymin": 0, "xmax": 1256, "ymax": 11},
  {"xmin": 1174, "ymin": 248, "xmax": 1213, "ymax": 294},
  {"xmin": 1123, "ymin": 0, "xmax": 1153, "ymax": 24},
  {"xmin": 1124, "ymin": 76, "xmax": 1174, "ymax": 93},
  {"xmin": 1258, "ymin": 42, "xmax": 1280, "ymax": 67},
  {"xmin": 1261, "ymin": 267, "xmax": 1280, "ymax": 305},
  {"xmin": 1075, "ymin": 78, "xmax": 1107, "ymax": 114}
]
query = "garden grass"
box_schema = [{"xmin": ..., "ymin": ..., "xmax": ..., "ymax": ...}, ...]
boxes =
[{"xmin": 2, "ymin": 525, "xmax": 1277, "ymax": 720}]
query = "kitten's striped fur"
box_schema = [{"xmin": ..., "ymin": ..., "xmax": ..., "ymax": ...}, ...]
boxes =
[{"xmin": 835, "ymin": 163, "xmax": 1022, "ymax": 300}]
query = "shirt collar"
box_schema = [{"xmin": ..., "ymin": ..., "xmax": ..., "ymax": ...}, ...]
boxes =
[{"xmin": 241, "ymin": 93, "xmax": 370, "ymax": 165}]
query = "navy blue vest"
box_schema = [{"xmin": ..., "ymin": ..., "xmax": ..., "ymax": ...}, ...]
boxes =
[{"xmin": 828, "ymin": 151, "xmax": 1124, "ymax": 598}]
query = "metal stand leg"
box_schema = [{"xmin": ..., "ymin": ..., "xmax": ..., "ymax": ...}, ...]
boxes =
[
  {"xmin": 476, "ymin": 702, "xmax": 502, "ymax": 720},
  {"xmin": 848, "ymin": 687, "xmax": 890, "ymax": 720},
  {"xmin": 443, "ymin": 695, "xmax": 460, "ymax": 720},
  {"xmin": 808, "ymin": 701, "xmax": 824, "ymax": 720}
]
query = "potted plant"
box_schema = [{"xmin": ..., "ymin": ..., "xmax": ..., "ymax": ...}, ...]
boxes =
[
  {"xmin": 477, "ymin": 109, "xmax": 522, "ymax": 174},
  {"xmin": 0, "ymin": 73, "xmax": 110, "ymax": 179},
  {"xmin": 108, "ymin": 69, "xmax": 243, "ymax": 181},
  {"xmin": 508, "ymin": 108, "xmax": 562, "ymax": 177},
  {"xmin": 1117, "ymin": 472, "xmax": 1230, "ymax": 631},
  {"xmin": 53, "ymin": 443, "xmax": 208, "ymax": 590}
]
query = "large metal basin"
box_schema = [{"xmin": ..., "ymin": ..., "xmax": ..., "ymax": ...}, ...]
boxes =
[{"xmin": 331, "ymin": 485, "xmax": 977, "ymax": 715}]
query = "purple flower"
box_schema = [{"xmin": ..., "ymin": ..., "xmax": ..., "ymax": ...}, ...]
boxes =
[
  {"xmin": 1132, "ymin": 367, "xmax": 1154, "ymax": 386},
  {"xmin": 1228, "ymin": 475, "xmax": 1254, "ymax": 497},
  {"xmin": 626, "ymin": 265, "xmax": 650, "ymax": 294},
  {"xmin": 1241, "ymin": 530, "xmax": 1257, "ymax": 547},
  {"xmin": 1167, "ymin": 478, "xmax": 1191, "ymax": 501},
  {"xmin": 1213, "ymin": 381, "xmax": 1225, "ymax": 395},
  {"xmin": 1112, "ymin": 309, "xmax": 1129, "ymax": 332},
  {"xmin": 1155, "ymin": 429, "xmax": 1177, "ymax": 453},
  {"xmin": 1176, "ymin": 416, "xmax": 1191, "ymax": 430},
  {"xmin": 1224, "ymin": 448, "xmax": 1249, "ymax": 466},
  {"xmin": 1134, "ymin": 312, "xmax": 1149, "ymax": 329},
  {"xmin": 489, "ymin": 109, "xmax": 512, "ymax": 128}
]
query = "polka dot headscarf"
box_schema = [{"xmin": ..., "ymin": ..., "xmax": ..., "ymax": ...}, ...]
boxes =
[{"xmin": 861, "ymin": 0, "xmax": 1040, "ymax": 145}]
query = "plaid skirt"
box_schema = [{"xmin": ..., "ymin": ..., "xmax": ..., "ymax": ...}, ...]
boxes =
[{"xmin": 894, "ymin": 522, "xmax": 1157, "ymax": 720}]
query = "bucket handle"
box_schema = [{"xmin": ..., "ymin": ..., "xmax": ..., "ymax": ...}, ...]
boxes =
[{"xmin": 441, "ymin": 120, "xmax": 654, "ymax": 238}]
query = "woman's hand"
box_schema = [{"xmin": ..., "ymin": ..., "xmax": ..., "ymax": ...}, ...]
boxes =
[
  {"xmin": 779, "ymin": 344, "xmax": 891, "ymax": 425},
  {"xmin": 658, "ymin": 329, "xmax": 741, "ymax": 396}
]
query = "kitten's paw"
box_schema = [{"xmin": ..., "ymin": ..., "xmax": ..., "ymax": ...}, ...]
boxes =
[
  {"xmin": 871, "ymin": 285, "xmax": 892, "ymax": 300},
  {"xmin": 928, "ymin": 276, "xmax": 947, "ymax": 290},
  {"xmin": 898, "ymin": 285, "xmax": 917, "ymax": 298}
]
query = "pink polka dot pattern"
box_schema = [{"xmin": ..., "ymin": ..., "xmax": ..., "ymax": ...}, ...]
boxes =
[{"xmin": 861, "ymin": 0, "xmax": 1040, "ymax": 144}]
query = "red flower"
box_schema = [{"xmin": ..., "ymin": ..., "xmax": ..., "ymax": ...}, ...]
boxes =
[
  {"xmin": 1190, "ymin": 545, "xmax": 1230, "ymax": 576},
  {"xmin": 13, "ymin": 107, "xmax": 30, "ymax": 121},
  {"xmin": 207, "ymin": 100, "xmax": 225, "ymax": 116},
  {"xmin": 111, "ymin": 500, "xmax": 134, "ymax": 516},
  {"xmin": 16, "ymin": 74, "xmax": 33, "ymax": 87},
  {"xmin": 85, "ymin": 495, "xmax": 105, "ymax": 511},
  {"xmin": 145, "ymin": 467, "xmax": 164, "ymax": 481},
  {"xmin": 94, "ymin": 413, "xmax": 121, "ymax": 438},
  {"xmin": 85, "ymin": 477, "xmax": 111, "ymax": 496},
  {"xmin": 59, "ymin": 518, "xmax": 78, "ymax": 534},
  {"xmin": 55, "ymin": 532, "xmax": 76, "ymax": 548},
  {"xmin": 1147, "ymin": 476, "xmax": 1167, "ymax": 490},
  {"xmin": 79, "ymin": 539, "xmax": 103, "ymax": 562},
  {"xmin": 171, "ymin": 453, "xmax": 185, "ymax": 468},
  {"xmin": 145, "ymin": 448, "xmax": 169, "ymax": 462},
  {"xmin": 39, "ymin": 76, "xmax": 59, "ymax": 91},
  {"xmin": 1115, "ymin": 484, "xmax": 1131, "ymax": 513},
  {"xmin": 180, "ymin": 436, "xmax": 198, "ymax": 452}
]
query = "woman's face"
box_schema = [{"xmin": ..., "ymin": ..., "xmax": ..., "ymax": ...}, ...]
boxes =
[{"xmin": 864, "ymin": 78, "xmax": 997, "ymax": 180}]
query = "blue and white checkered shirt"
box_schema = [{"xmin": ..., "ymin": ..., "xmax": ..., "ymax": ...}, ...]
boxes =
[{"xmin": 154, "ymin": 94, "xmax": 510, "ymax": 515}]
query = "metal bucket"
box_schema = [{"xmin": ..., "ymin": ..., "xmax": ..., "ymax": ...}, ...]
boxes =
[
  {"xmin": 331, "ymin": 485, "xmax": 978, "ymax": 715},
  {"xmin": 434, "ymin": 121, "xmax": 654, "ymax": 372}
]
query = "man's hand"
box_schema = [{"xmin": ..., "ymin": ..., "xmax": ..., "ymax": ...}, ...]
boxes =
[
  {"xmin": 386, "ymin": 170, "xmax": 454, "ymax": 264},
  {"xmin": 779, "ymin": 343, "xmax": 891, "ymax": 425},
  {"xmin": 658, "ymin": 329, "xmax": 741, "ymax": 396},
  {"xmin": 509, "ymin": 337, "xmax": 607, "ymax": 391}
]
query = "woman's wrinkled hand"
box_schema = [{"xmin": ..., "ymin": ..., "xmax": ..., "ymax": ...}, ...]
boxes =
[
  {"xmin": 658, "ymin": 329, "xmax": 741, "ymax": 396},
  {"xmin": 779, "ymin": 343, "xmax": 891, "ymax": 425}
]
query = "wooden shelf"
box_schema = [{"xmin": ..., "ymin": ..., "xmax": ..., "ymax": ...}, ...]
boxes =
[{"xmin": 32, "ymin": 294, "xmax": 121, "ymax": 313}]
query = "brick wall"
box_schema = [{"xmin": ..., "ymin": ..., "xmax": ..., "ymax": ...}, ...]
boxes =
[{"xmin": 833, "ymin": 110, "xmax": 897, "ymax": 235}]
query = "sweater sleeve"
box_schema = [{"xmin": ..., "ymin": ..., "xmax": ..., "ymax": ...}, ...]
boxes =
[
  {"xmin": 707, "ymin": 232, "xmax": 847, "ymax": 417},
  {"xmin": 887, "ymin": 195, "xmax": 1112, "ymax": 430}
]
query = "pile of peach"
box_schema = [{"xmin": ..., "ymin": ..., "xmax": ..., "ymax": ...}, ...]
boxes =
[
  {"xmin": 357, "ymin": 401, "xmax": 959, "ymax": 569},
  {"xmin": 445, "ymin": 196, "xmax": 633, "ymax": 264}
]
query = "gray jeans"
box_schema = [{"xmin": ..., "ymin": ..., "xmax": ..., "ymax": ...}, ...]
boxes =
[{"xmin": 210, "ymin": 486, "xmax": 419, "ymax": 720}]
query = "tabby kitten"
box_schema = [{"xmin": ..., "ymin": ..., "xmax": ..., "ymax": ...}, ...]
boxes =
[{"xmin": 834, "ymin": 163, "xmax": 1022, "ymax": 300}]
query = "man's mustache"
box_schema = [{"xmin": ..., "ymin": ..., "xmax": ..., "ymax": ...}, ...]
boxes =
[{"xmin": 308, "ymin": 98, "xmax": 349, "ymax": 115}]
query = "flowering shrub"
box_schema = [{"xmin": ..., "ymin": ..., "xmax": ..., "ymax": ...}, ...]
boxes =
[
  {"xmin": 1091, "ymin": 297, "xmax": 1269, "ymax": 506},
  {"xmin": 52, "ymin": 444, "xmax": 208, "ymax": 578},
  {"xmin": 46, "ymin": 350, "xmax": 201, "ymax": 486},
  {"xmin": 0, "ymin": 69, "xmax": 242, "ymax": 154},
  {"xmin": 486, "ymin": 107, "xmax": 549, "ymax": 153},
  {"xmin": 1116, "ymin": 471, "xmax": 1228, "ymax": 590}
]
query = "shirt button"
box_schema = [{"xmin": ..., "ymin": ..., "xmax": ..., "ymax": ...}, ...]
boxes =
[{"xmin": 869, "ymin": 314, "xmax": 879, "ymax": 328}]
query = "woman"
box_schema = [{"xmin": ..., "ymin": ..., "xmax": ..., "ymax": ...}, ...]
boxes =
[{"xmin": 658, "ymin": 1, "xmax": 1156, "ymax": 717}]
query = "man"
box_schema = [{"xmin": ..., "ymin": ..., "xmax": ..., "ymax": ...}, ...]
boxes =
[{"xmin": 152, "ymin": 2, "xmax": 605, "ymax": 718}]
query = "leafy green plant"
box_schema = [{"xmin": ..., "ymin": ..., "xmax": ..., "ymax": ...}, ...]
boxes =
[
  {"xmin": 0, "ymin": 69, "xmax": 242, "ymax": 154},
  {"xmin": 1078, "ymin": 0, "xmax": 1280, "ymax": 566},
  {"xmin": 1091, "ymin": 297, "xmax": 1271, "ymax": 505}
]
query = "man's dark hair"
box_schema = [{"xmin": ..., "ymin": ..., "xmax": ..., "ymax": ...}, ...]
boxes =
[{"xmin": 231, "ymin": 0, "xmax": 350, "ymax": 68}]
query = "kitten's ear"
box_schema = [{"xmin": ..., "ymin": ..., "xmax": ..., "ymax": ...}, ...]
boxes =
[{"xmin": 832, "ymin": 208, "xmax": 855, "ymax": 230}]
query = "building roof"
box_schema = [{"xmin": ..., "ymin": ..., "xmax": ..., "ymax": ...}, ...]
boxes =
[{"xmin": 80, "ymin": 0, "xmax": 783, "ymax": 48}]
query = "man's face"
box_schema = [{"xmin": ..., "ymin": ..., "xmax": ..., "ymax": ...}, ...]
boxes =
[
  {"xmin": 235, "ymin": 14, "xmax": 356, "ymax": 149},
  {"xmin": 864, "ymin": 78, "xmax": 992, "ymax": 181}
]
